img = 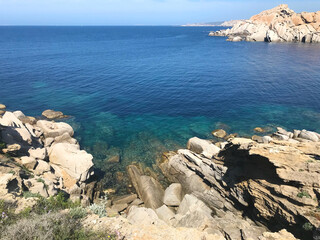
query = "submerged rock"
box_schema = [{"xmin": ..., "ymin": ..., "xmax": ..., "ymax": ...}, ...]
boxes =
[{"xmin": 42, "ymin": 109, "xmax": 64, "ymax": 120}]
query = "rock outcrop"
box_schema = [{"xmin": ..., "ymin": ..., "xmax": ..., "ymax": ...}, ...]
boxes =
[
  {"xmin": 0, "ymin": 109, "xmax": 96, "ymax": 206},
  {"xmin": 209, "ymin": 4, "xmax": 320, "ymax": 43},
  {"xmin": 159, "ymin": 127, "xmax": 320, "ymax": 239}
]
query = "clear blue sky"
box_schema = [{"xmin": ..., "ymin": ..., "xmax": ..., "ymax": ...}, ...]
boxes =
[{"xmin": 0, "ymin": 0, "xmax": 319, "ymax": 26}]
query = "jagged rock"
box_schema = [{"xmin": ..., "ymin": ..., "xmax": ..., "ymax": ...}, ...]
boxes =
[
  {"xmin": 160, "ymin": 131, "xmax": 320, "ymax": 239},
  {"xmin": 209, "ymin": 4, "xmax": 320, "ymax": 43},
  {"xmin": 21, "ymin": 156, "xmax": 37, "ymax": 170},
  {"xmin": 163, "ymin": 183, "xmax": 182, "ymax": 207},
  {"xmin": 48, "ymin": 143, "xmax": 94, "ymax": 183},
  {"xmin": 127, "ymin": 165, "xmax": 164, "ymax": 209},
  {"xmin": 42, "ymin": 109, "xmax": 64, "ymax": 120},
  {"xmin": 0, "ymin": 104, "xmax": 6, "ymax": 109},
  {"xmin": 260, "ymin": 229, "xmax": 297, "ymax": 240},
  {"xmin": 36, "ymin": 120, "xmax": 74, "ymax": 138},
  {"xmin": 187, "ymin": 137, "xmax": 220, "ymax": 158}
]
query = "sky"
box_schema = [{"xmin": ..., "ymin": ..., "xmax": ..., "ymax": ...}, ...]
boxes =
[{"xmin": 0, "ymin": 0, "xmax": 319, "ymax": 26}]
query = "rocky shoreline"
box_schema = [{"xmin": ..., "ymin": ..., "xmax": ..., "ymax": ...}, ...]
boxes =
[
  {"xmin": 1, "ymin": 104, "xmax": 320, "ymax": 239},
  {"xmin": 209, "ymin": 4, "xmax": 320, "ymax": 43}
]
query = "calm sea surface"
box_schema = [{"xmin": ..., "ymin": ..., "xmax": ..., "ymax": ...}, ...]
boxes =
[{"xmin": 1, "ymin": 26, "xmax": 320, "ymax": 189}]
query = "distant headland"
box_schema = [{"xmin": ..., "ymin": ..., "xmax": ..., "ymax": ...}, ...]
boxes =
[{"xmin": 209, "ymin": 4, "xmax": 320, "ymax": 43}]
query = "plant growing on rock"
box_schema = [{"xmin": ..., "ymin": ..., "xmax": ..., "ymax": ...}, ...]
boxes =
[
  {"xmin": 89, "ymin": 195, "xmax": 108, "ymax": 218},
  {"xmin": 69, "ymin": 206, "xmax": 88, "ymax": 219},
  {"xmin": 297, "ymin": 191, "xmax": 312, "ymax": 199}
]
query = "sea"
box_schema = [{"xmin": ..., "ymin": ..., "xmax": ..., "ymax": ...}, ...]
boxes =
[{"xmin": 1, "ymin": 26, "xmax": 320, "ymax": 191}]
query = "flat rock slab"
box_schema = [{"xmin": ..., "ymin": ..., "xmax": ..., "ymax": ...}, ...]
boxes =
[{"xmin": 113, "ymin": 194, "xmax": 137, "ymax": 205}]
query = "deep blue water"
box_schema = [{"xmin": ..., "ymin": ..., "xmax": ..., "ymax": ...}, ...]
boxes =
[{"xmin": 1, "ymin": 26, "xmax": 320, "ymax": 173}]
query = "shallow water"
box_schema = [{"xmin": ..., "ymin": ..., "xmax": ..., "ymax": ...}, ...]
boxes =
[{"xmin": 1, "ymin": 26, "xmax": 320, "ymax": 188}]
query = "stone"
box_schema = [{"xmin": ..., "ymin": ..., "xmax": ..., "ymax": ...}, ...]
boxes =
[
  {"xmin": 211, "ymin": 129, "xmax": 227, "ymax": 138},
  {"xmin": 127, "ymin": 165, "xmax": 164, "ymax": 209},
  {"xmin": 127, "ymin": 206, "xmax": 165, "ymax": 226},
  {"xmin": 254, "ymin": 127, "xmax": 265, "ymax": 132},
  {"xmin": 21, "ymin": 156, "xmax": 37, "ymax": 170},
  {"xmin": 252, "ymin": 135, "xmax": 264, "ymax": 143},
  {"xmin": 42, "ymin": 109, "xmax": 64, "ymax": 120},
  {"xmin": 106, "ymin": 155, "xmax": 120, "ymax": 163},
  {"xmin": 0, "ymin": 112, "xmax": 35, "ymax": 149},
  {"xmin": 299, "ymin": 129, "xmax": 319, "ymax": 142},
  {"xmin": 106, "ymin": 207, "xmax": 119, "ymax": 217},
  {"xmin": 49, "ymin": 143, "xmax": 94, "ymax": 182},
  {"xmin": 28, "ymin": 147, "xmax": 46, "ymax": 160},
  {"xmin": 260, "ymin": 229, "xmax": 297, "ymax": 240},
  {"xmin": 34, "ymin": 160, "xmax": 51, "ymax": 175},
  {"xmin": 44, "ymin": 137, "xmax": 54, "ymax": 147},
  {"xmin": 130, "ymin": 198, "xmax": 144, "ymax": 206},
  {"xmin": 113, "ymin": 194, "xmax": 137, "ymax": 205},
  {"xmin": 163, "ymin": 183, "xmax": 182, "ymax": 207},
  {"xmin": 187, "ymin": 137, "xmax": 220, "ymax": 159},
  {"xmin": 26, "ymin": 179, "xmax": 48, "ymax": 198},
  {"xmin": 0, "ymin": 110, "xmax": 5, "ymax": 115},
  {"xmin": 37, "ymin": 120, "xmax": 74, "ymax": 138},
  {"xmin": 13, "ymin": 111, "xmax": 26, "ymax": 120},
  {"xmin": 0, "ymin": 104, "xmax": 6, "ymax": 109},
  {"xmin": 272, "ymin": 133, "xmax": 289, "ymax": 141},
  {"xmin": 155, "ymin": 205, "xmax": 175, "ymax": 224},
  {"xmin": 111, "ymin": 203, "xmax": 128, "ymax": 213},
  {"xmin": 177, "ymin": 194, "xmax": 212, "ymax": 216},
  {"xmin": 54, "ymin": 132, "xmax": 77, "ymax": 145}
]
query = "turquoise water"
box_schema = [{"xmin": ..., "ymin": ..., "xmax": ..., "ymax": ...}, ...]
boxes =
[{"xmin": 1, "ymin": 26, "xmax": 320, "ymax": 190}]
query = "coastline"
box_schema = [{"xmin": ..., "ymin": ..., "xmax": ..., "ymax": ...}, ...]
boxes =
[{"xmin": 1, "ymin": 105, "xmax": 320, "ymax": 239}]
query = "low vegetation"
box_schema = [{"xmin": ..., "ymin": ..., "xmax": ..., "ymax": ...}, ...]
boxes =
[{"xmin": 0, "ymin": 192, "xmax": 116, "ymax": 240}]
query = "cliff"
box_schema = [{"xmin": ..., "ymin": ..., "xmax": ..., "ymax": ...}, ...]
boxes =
[{"xmin": 209, "ymin": 4, "xmax": 320, "ymax": 43}]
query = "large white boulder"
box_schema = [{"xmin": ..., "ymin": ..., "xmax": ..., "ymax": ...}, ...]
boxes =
[
  {"xmin": 36, "ymin": 120, "xmax": 74, "ymax": 138},
  {"xmin": 48, "ymin": 143, "xmax": 94, "ymax": 182},
  {"xmin": 187, "ymin": 137, "xmax": 220, "ymax": 158},
  {"xmin": 163, "ymin": 183, "xmax": 182, "ymax": 207}
]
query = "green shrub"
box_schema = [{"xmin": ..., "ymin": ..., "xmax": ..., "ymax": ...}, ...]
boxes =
[
  {"xmin": 69, "ymin": 206, "xmax": 87, "ymax": 219},
  {"xmin": 302, "ymin": 222, "xmax": 314, "ymax": 231},
  {"xmin": 89, "ymin": 203, "xmax": 107, "ymax": 218},
  {"xmin": 23, "ymin": 191, "xmax": 41, "ymax": 199},
  {"xmin": 1, "ymin": 211, "xmax": 116, "ymax": 240},
  {"xmin": 297, "ymin": 191, "xmax": 312, "ymax": 199},
  {"xmin": 34, "ymin": 192, "xmax": 80, "ymax": 214}
]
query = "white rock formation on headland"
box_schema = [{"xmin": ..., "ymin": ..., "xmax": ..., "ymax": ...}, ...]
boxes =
[{"xmin": 209, "ymin": 4, "xmax": 320, "ymax": 43}]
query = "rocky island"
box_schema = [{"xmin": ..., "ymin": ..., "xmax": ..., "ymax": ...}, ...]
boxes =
[
  {"xmin": 1, "ymin": 104, "xmax": 320, "ymax": 239},
  {"xmin": 209, "ymin": 4, "xmax": 320, "ymax": 43}
]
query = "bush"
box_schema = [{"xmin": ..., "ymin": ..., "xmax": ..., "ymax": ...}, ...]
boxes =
[
  {"xmin": 1, "ymin": 211, "xmax": 116, "ymax": 240},
  {"xmin": 23, "ymin": 191, "xmax": 41, "ymax": 199},
  {"xmin": 302, "ymin": 222, "xmax": 314, "ymax": 231},
  {"xmin": 69, "ymin": 206, "xmax": 87, "ymax": 219},
  {"xmin": 89, "ymin": 203, "xmax": 107, "ymax": 218},
  {"xmin": 34, "ymin": 192, "xmax": 80, "ymax": 214},
  {"xmin": 297, "ymin": 191, "xmax": 311, "ymax": 199}
]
